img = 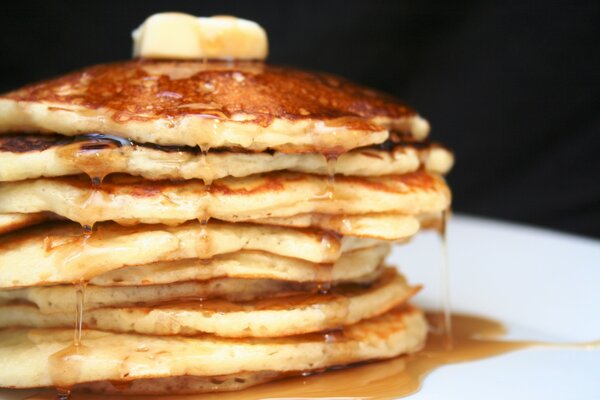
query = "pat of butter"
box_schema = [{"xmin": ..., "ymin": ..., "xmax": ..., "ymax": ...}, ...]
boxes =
[{"xmin": 132, "ymin": 13, "xmax": 268, "ymax": 60}]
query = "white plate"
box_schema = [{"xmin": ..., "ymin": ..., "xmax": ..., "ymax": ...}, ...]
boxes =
[
  {"xmin": 394, "ymin": 213, "xmax": 600, "ymax": 399},
  {"xmin": 2, "ymin": 214, "xmax": 599, "ymax": 400}
]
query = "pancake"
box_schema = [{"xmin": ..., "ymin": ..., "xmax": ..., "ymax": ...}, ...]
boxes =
[
  {"xmin": 0, "ymin": 279, "xmax": 311, "ymax": 313},
  {"xmin": 77, "ymin": 371, "xmax": 285, "ymax": 395},
  {"xmin": 0, "ymin": 13, "xmax": 456, "ymax": 396},
  {"xmin": 0, "ymin": 305, "xmax": 426, "ymax": 391},
  {"xmin": 90, "ymin": 245, "xmax": 390, "ymax": 286},
  {"xmin": 253, "ymin": 212, "xmax": 425, "ymax": 241},
  {"xmin": 0, "ymin": 60, "xmax": 431, "ymax": 153},
  {"xmin": 0, "ymin": 212, "xmax": 52, "ymax": 235},
  {"xmin": 0, "ymin": 171, "xmax": 450, "ymax": 227},
  {"xmin": 0, "ymin": 211, "xmax": 429, "ymax": 240},
  {"xmin": 0, "ymin": 271, "xmax": 382, "ymax": 313},
  {"xmin": 0, "ymin": 133, "xmax": 453, "ymax": 182},
  {"xmin": 0, "ymin": 268, "xmax": 415, "ymax": 338},
  {"xmin": 0, "ymin": 210, "xmax": 441, "ymax": 240},
  {"xmin": 0, "ymin": 221, "xmax": 379, "ymax": 288}
]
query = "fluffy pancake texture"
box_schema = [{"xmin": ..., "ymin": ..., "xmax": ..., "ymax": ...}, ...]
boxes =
[
  {"xmin": 0, "ymin": 20, "xmax": 454, "ymax": 395},
  {"xmin": 0, "ymin": 268, "xmax": 416, "ymax": 337},
  {"xmin": 0, "ymin": 133, "xmax": 453, "ymax": 182},
  {"xmin": 0, "ymin": 221, "xmax": 380, "ymax": 288},
  {"xmin": 89, "ymin": 245, "xmax": 390, "ymax": 286},
  {"xmin": 0, "ymin": 277, "xmax": 320, "ymax": 312},
  {"xmin": 0, "ymin": 306, "xmax": 427, "ymax": 390},
  {"xmin": 0, "ymin": 212, "xmax": 51, "ymax": 235},
  {"xmin": 0, "ymin": 171, "xmax": 450, "ymax": 226},
  {"xmin": 0, "ymin": 60, "xmax": 430, "ymax": 152}
]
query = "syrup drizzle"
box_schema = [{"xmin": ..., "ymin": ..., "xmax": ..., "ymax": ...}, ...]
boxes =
[
  {"xmin": 56, "ymin": 133, "xmax": 133, "ymax": 184},
  {"xmin": 312, "ymin": 148, "xmax": 338, "ymax": 294},
  {"xmin": 197, "ymin": 216, "xmax": 212, "ymax": 259},
  {"xmin": 46, "ymin": 280, "xmax": 87, "ymax": 398},
  {"xmin": 55, "ymin": 388, "xmax": 70, "ymax": 400},
  {"xmin": 55, "ymin": 133, "xmax": 134, "ymax": 232},
  {"xmin": 73, "ymin": 280, "xmax": 86, "ymax": 346},
  {"xmin": 317, "ymin": 230, "xmax": 342, "ymax": 294},
  {"xmin": 324, "ymin": 154, "xmax": 338, "ymax": 200},
  {"xmin": 45, "ymin": 143, "xmax": 112, "ymax": 399},
  {"xmin": 199, "ymin": 142, "xmax": 215, "ymax": 186},
  {"xmin": 438, "ymin": 208, "xmax": 452, "ymax": 348}
]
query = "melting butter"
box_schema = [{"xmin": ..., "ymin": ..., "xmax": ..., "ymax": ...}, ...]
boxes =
[{"xmin": 132, "ymin": 13, "xmax": 268, "ymax": 60}]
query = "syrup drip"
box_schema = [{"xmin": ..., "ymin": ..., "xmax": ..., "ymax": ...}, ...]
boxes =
[
  {"xmin": 56, "ymin": 133, "xmax": 132, "ymax": 184},
  {"xmin": 47, "ymin": 268, "xmax": 89, "ymax": 395},
  {"xmin": 46, "ymin": 140, "xmax": 105, "ymax": 399},
  {"xmin": 318, "ymin": 151, "xmax": 340, "ymax": 293},
  {"xmin": 73, "ymin": 280, "xmax": 86, "ymax": 346},
  {"xmin": 78, "ymin": 186, "xmax": 104, "ymax": 234},
  {"xmin": 55, "ymin": 388, "xmax": 70, "ymax": 400},
  {"xmin": 81, "ymin": 224, "xmax": 93, "ymax": 239},
  {"xmin": 200, "ymin": 144, "xmax": 215, "ymax": 187},
  {"xmin": 197, "ymin": 216, "xmax": 212, "ymax": 257},
  {"xmin": 28, "ymin": 312, "xmax": 599, "ymax": 400},
  {"xmin": 316, "ymin": 281, "xmax": 332, "ymax": 295},
  {"xmin": 191, "ymin": 142, "xmax": 213, "ymax": 259},
  {"xmin": 340, "ymin": 216, "xmax": 353, "ymax": 233},
  {"xmin": 47, "ymin": 280, "xmax": 90, "ymax": 398},
  {"xmin": 324, "ymin": 154, "xmax": 338, "ymax": 200},
  {"xmin": 317, "ymin": 230, "xmax": 341, "ymax": 294},
  {"xmin": 319, "ymin": 230, "xmax": 342, "ymax": 264},
  {"xmin": 313, "ymin": 262, "xmax": 336, "ymax": 284},
  {"xmin": 438, "ymin": 208, "xmax": 452, "ymax": 348}
]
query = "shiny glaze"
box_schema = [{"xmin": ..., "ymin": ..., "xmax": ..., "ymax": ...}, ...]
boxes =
[
  {"xmin": 2, "ymin": 60, "xmax": 415, "ymax": 129},
  {"xmin": 0, "ymin": 133, "xmax": 447, "ymax": 155}
]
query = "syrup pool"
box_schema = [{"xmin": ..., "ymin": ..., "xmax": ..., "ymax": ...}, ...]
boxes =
[{"xmin": 24, "ymin": 311, "xmax": 599, "ymax": 400}]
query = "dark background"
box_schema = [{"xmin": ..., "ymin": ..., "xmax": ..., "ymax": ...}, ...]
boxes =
[{"xmin": 1, "ymin": 1, "xmax": 599, "ymax": 238}]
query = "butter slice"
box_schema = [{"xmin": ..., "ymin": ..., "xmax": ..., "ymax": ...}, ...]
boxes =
[{"xmin": 132, "ymin": 13, "xmax": 268, "ymax": 60}]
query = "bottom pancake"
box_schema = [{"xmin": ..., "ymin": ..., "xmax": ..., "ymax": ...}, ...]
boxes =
[
  {"xmin": 0, "ymin": 305, "xmax": 426, "ymax": 392},
  {"xmin": 76, "ymin": 370, "xmax": 282, "ymax": 395}
]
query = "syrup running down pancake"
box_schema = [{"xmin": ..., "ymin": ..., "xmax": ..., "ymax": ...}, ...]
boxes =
[
  {"xmin": 0, "ymin": 133, "xmax": 453, "ymax": 182},
  {"xmin": 0, "ymin": 12, "xmax": 454, "ymax": 396}
]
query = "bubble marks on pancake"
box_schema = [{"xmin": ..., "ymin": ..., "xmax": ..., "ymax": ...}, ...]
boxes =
[
  {"xmin": 0, "ymin": 60, "xmax": 427, "ymax": 152},
  {"xmin": 0, "ymin": 133, "xmax": 454, "ymax": 184},
  {"xmin": 0, "ymin": 171, "xmax": 451, "ymax": 228},
  {"xmin": 0, "ymin": 220, "xmax": 382, "ymax": 288},
  {"xmin": 0, "ymin": 306, "xmax": 428, "ymax": 390},
  {"xmin": 0, "ymin": 268, "xmax": 419, "ymax": 338}
]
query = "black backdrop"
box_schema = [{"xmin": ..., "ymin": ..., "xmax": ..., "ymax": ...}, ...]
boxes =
[{"xmin": 1, "ymin": 1, "xmax": 599, "ymax": 238}]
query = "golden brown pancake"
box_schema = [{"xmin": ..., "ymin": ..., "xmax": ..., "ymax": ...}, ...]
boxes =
[
  {"xmin": 0, "ymin": 276, "xmax": 324, "ymax": 312},
  {"xmin": 0, "ymin": 210, "xmax": 427, "ymax": 240},
  {"xmin": 0, "ymin": 133, "xmax": 453, "ymax": 182},
  {"xmin": 0, "ymin": 60, "xmax": 430, "ymax": 152},
  {"xmin": 0, "ymin": 212, "xmax": 52, "ymax": 235},
  {"xmin": 89, "ymin": 245, "xmax": 390, "ymax": 286},
  {"xmin": 0, "ymin": 268, "xmax": 415, "ymax": 338},
  {"xmin": 0, "ymin": 220, "xmax": 381, "ymax": 288},
  {"xmin": 0, "ymin": 171, "xmax": 450, "ymax": 227},
  {"xmin": 251, "ymin": 212, "xmax": 425, "ymax": 241},
  {"xmin": 0, "ymin": 306, "xmax": 426, "ymax": 391},
  {"xmin": 0, "ymin": 14, "xmax": 455, "ymax": 396}
]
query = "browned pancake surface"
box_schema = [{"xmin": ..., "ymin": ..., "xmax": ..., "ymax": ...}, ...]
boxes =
[{"xmin": 2, "ymin": 60, "xmax": 415, "ymax": 128}]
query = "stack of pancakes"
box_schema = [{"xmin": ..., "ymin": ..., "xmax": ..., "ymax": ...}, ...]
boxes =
[{"xmin": 0, "ymin": 57, "xmax": 452, "ymax": 393}]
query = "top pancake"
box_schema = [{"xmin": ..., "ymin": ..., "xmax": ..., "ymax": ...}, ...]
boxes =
[{"xmin": 0, "ymin": 60, "xmax": 429, "ymax": 152}]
